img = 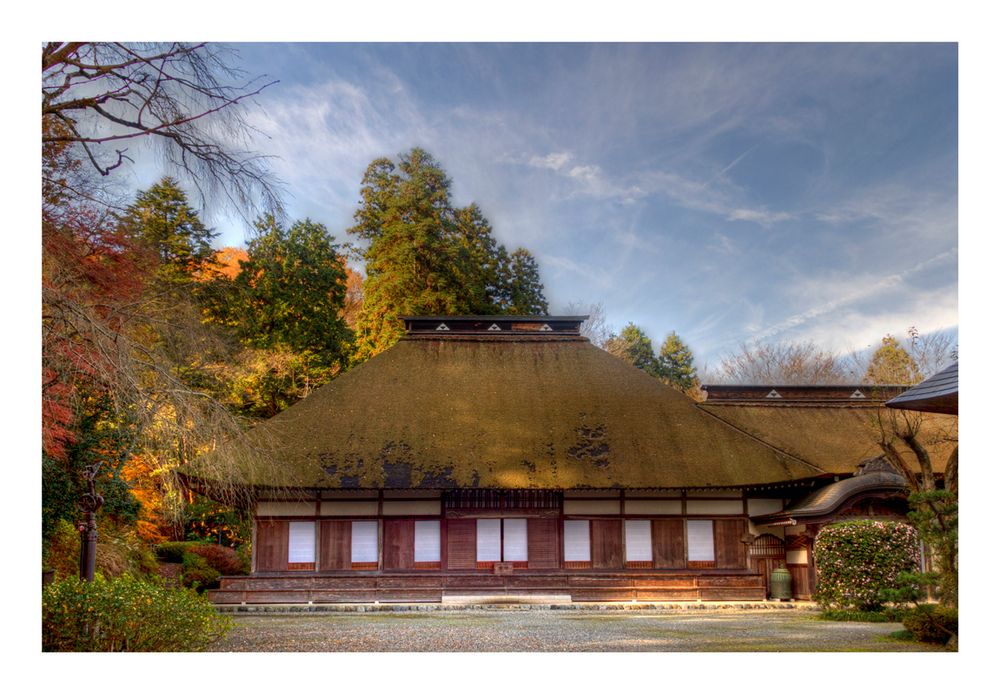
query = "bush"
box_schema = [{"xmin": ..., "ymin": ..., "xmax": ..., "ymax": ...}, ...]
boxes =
[
  {"xmin": 814, "ymin": 520, "xmax": 920, "ymax": 611},
  {"xmin": 903, "ymin": 605, "xmax": 958, "ymax": 644},
  {"xmin": 42, "ymin": 575, "xmax": 231, "ymax": 651},
  {"xmin": 45, "ymin": 519, "xmax": 158, "ymax": 580},
  {"xmin": 181, "ymin": 552, "xmax": 221, "ymax": 592},
  {"xmin": 185, "ymin": 543, "xmax": 249, "ymax": 576}
]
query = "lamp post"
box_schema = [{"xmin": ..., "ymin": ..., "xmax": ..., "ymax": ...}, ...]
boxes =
[{"xmin": 78, "ymin": 463, "xmax": 104, "ymax": 581}]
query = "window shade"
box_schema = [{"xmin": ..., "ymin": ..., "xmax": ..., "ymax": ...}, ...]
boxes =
[
  {"xmin": 477, "ymin": 519, "xmax": 501, "ymax": 561},
  {"xmin": 288, "ymin": 521, "xmax": 315, "ymax": 563},
  {"xmin": 414, "ymin": 520, "xmax": 441, "ymax": 562},
  {"xmin": 503, "ymin": 518, "xmax": 528, "ymax": 562},
  {"xmin": 625, "ymin": 520, "xmax": 653, "ymax": 562},
  {"xmin": 687, "ymin": 520, "xmax": 715, "ymax": 562},
  {"xmin": 351, "ymin": 520, "xmax": 378, "ymax": 563},
  {"xmin": 564, "ymin": 520, "xmax": 591, "ymax": 562}
]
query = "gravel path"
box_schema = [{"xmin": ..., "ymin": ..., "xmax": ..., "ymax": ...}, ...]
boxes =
[{"xmin": 210, "ymin": 609, "xmax": 945, "ymax": 652}]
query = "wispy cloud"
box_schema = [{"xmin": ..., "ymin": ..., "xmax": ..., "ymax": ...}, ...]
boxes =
[{"xmin": 751, "ymin": 248, "xmax": 958, "ymax": 343}]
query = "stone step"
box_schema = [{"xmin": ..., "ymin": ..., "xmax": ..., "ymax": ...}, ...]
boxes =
[{"xmin": 442, "ymin": 593, "xmax": 572, "ymax": 606}]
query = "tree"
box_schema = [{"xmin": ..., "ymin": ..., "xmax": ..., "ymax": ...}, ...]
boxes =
[
  {"xmin": 504, "ymin": 247, "xmax": 549, "ymax": 315},
  {"xmin": 563, "ymin": 302, "xmax": 612, "ymax": 347},
  {"xmin": 605, "ymin": 323, "xmax": 663, "ymax": 379},
  {"xmin": 659, "ymin": 331, "xmax": 700, "ymax": 393},
  {"xmin": 861, "ymin": 329, "xmax": 958, "ymax": 607},
  {"xmin": 865, "ymin": 334, "xmax": 923, "ymax": 385},
  {"xmin": 120, "ymin": 177, "xmax": 218, "ymax": 283},
  {"xmin": 711, "ymin": 340, "xmax": 849, "ymax": 385},
  {"xmin": 348, "ymin": 148, "xmax": 549, "ymax": 362},
  {"xmin": 230, "ymin": 216, "xmax": 351, "ymax": 365},
  {"xmin": 42, "ymin": 42, "xmax": 281, "ymax": 217},
  {"xmin": 203, "ymin": 216, "xmax": 353, "ymax": 417},
  {"xmin": 41, "ymin": 44, "xmax": 287, "ymax": 575}
]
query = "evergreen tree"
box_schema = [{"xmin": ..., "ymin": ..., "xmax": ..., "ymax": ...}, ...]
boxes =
[
  {"xmin": 865, "ymin": 334, "xmax": 923, "ymax": 385},
  {"xmin": 233, "ymin": 216, "xmax": 351, "ymax": 365},
  {"xmin": 504, "ymin": 247, "xmax": 549, "ymax": 315},
  {"xmin": 348, "ymin": 148, "xmax": 549, "ymax": 362},
  {"xmin": 453, "ymin": 203, "xmax": 506, "ymax": 314},
  {"xmin": 605, "ymin": 323, "xmax": 663, "ymax": 379},
  {"xmin": 202, "ymin": 216, "xmax": 352, "ymax": 417},
  {"xmin": 121, "ymin": 177, "xmax": 217, "ymax": 283},
  {"xmin": 659, "ymin": 331, "xmax": 699, "ymax": 392}
]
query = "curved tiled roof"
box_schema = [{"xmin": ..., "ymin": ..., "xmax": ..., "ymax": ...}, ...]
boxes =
[
  {"xmin": 886, "ymin": 362, "xmax": 958, "ymax": 414},
  {"xmin": 752, "ymin": 469, "xmax": 908, "ymax": 523}
]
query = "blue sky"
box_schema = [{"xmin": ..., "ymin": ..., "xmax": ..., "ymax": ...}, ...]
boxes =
[{"xmin": 129, "ymin": 43, "xmax": 958, "ymax": 367}]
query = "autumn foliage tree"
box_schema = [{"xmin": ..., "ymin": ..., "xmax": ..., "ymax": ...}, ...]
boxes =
[{"xmin": 42, "ymin": 43, "xmax": 285, "ymax": 556}]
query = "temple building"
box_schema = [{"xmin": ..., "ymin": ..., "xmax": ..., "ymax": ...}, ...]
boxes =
[{"xmin": 191, "ymin": 316, "xmax": 956, "ymax": 604}]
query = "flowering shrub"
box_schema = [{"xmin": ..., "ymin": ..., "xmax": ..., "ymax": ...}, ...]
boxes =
[
  {"xmin": 814, "ymin": 520, "xmax": 920, "ymax": 611},
  {"xmin": 42, "ymin": 575, "xmax": 231, "ymax": 651}
]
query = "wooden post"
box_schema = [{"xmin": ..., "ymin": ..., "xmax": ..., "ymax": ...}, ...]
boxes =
[{"xmin": 78, "ymin": 464, "xmax": 103, "ymax": 582}]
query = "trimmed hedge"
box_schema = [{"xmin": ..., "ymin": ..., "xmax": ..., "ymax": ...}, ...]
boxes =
[
  {"xmin": 814, "ymin": 520, "xmax": 920, "ymax": 611},
  {"xmin": 42, "ymin": 575, "xmax": 231, "ymax": 651}
]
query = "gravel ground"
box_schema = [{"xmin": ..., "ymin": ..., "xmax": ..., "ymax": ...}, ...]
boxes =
[{"xmin": 210, "ymin": 609, "xmax": 946, "ymax": 652}]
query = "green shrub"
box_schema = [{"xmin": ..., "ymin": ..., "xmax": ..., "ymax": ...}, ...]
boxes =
[
  {"xmin": 902, "ymin": 605, "xmax": 958, "ymax": 644},
  {"xmin": 42, "ymin": 575, "xmax": 230, "ymax": 651},
  {"xmin": 181, "ymin": 552, "xmax": 221, "ymax": 592},
  {"xmin": 814, "ymin": 520, "xmax": 920, "ymax": 611},
  {"xmin": 46, "ymin": 519, "xmax": 158, "ymax": 580}
]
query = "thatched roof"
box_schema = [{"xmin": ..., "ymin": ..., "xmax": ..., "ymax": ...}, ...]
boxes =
[
  {"xmin": 195, "ymin": 332, "xmax": 825, "ymax": 490},
  {"xmin": 697, "ymin": 402, "xmax": 957, "ymax": 475}
]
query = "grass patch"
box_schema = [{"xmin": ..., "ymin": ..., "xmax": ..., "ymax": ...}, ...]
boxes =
[{"xmin": 818, "ymin": 609, "xmax": 902, "ymax": 623}]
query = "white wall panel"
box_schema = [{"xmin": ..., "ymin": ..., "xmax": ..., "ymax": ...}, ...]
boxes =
[
  {"xmin": 320, "ymin": 501, "xmax": 379, "ymax": 516},
  {"xmin": 257, "ymin": 501, "xmax": 314, "ymax": 517},
  {"xmin": 624, "ymin": 500, "xmax": 682, "ymax": 515},
  {"xmin": 686, "ymin": 500, "xmax": 743, "ymax": 515},
  {"xmin": 382, "ymin": 500, "xmax": 441, "ymax": 516},
  {"xmin": 564, "ymin": 500, "xmax": 620, "ymax": 515}
]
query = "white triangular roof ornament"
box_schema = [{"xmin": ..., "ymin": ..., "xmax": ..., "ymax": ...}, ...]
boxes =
[
  {"xmin": 435, "ymin": 323, "xmax": 450, "ymax": 331},
  {"xmin": 765, "ymin": 389, "xmax": 782, "ymax": 399},
  {"xmin": 539, "ymin": 323, "xmax": 553, "ymax": 332},
  {"xmin": 488, "ymin": 323, "xmax": 502, "ymax": 331},
  {"xmin": 850, "ymin": 389, "xmax": 866, "ymax": 399}
]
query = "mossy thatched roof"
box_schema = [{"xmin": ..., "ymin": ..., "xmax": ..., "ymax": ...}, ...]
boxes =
[
  {"xmin": 697, "ymin": 403, "xmax": 957, "ymax": 475},
  {"xmin": 196, "ymin": 336, "xmax": 826, "ymax": 490}
]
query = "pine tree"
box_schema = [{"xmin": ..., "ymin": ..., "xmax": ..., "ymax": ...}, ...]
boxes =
[
  {"xmin": 504, "ymin": 247, "xmax": 549, "ymax": 315},
  {"xmin": 659, "ymin": 331, "xmax": 699, "ymax": 392},
  {"xmin": 348, "ymin": 148, "xmax": 549, "ymax": 363},
  {"xmin": 120, "ymin": 177, "xmax": 217, "ymax": 283}
]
